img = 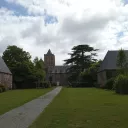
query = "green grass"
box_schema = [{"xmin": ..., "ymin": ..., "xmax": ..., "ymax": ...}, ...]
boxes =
[
  {"xmin": 0, "ymin": 88, "xmax": 53, "ymax": 115},
  {"xmin": 30, "ymin": 88, "xmax": 128, "ymax": 128}
]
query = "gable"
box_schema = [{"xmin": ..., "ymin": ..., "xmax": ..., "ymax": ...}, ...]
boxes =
[{"xmin": 0, "ymin": 57, "xmax": 12, "ymax": 74}]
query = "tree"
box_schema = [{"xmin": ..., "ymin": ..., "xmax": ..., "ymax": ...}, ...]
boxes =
[
  {"xmin": 64, "ymin": 44, "xmax": 98, "ymax": 83},
  {"xmin": 85, "ymin": 61, "xmax": 101, "ymax": 81},
  {"xmin": 33, "ymin": 57, "xmax": 45, "ymax": 87},
  {"xmin": 3, "ymin": 45, "xmax": 31, "ymax": 69},
  {"xmin": 117, "ymin": 48, "xmax": 128, "ymax": 74},
  {"xmin": 2, "ymin": 45, "xmax": 44, "ymax": 88},
  {"xmin": 117, "ymin": 48, "xmax": 127, "ymax": 68},
  {"xmin": 81, "ymin": 60, "xmax": 101, "ymax": 86}
]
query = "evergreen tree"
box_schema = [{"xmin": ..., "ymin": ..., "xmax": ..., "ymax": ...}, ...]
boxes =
[{"xmin": 64, "ymin": 44, "xmax": 98, "ymax": 82}]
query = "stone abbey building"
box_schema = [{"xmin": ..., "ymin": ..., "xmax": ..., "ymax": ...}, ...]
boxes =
[{"xmin": 44, "ymin": 49, "xmax": 69, "ymax": 86}]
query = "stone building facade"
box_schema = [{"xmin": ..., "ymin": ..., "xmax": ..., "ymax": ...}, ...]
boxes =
[
  {"xmin": 0, "ymin": 56, "xmax": 12, "ymax": 89},
  {"xmin": 44, "ymin": 49, "xmax": 69, "ymax": 86}
]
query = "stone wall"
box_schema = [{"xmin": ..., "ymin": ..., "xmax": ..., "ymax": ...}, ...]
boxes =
[
  {"xmin": 0, "ymin": 72, "xmax": 12, "ymax": 89},
  {"xmin": 44, "ymin": 54, "xmax": 55, "ymax": 67},
  {"xmin": 97, "ymin": 70, "xmax": 107, "ymax": 87},
  {"xmin": 97, "ymin": 70, "xmax": 117, "ymax": 87}
]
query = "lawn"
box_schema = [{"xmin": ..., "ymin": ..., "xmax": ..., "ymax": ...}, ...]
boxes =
[
  {"xmin": 0, "ymin": 88, "xmax": 53, "ymax": 115},
  {"xmin": 30, "ymin": 88, "xmax": 128, "ymax": 128}
]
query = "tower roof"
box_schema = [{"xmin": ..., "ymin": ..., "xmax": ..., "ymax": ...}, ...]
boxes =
[{"xmin": 47, "ymin": 49, "xmax": 53, "ymax": 55}]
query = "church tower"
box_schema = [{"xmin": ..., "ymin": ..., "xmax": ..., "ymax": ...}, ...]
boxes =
[{"xmin": 44, "ymin": 49, "xmax": 55, "ymax": 68}]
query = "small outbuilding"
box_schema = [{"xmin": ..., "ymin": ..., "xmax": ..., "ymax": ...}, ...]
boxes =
[{"xmin": 0, "ymin": 56, "xmax": 12, "ymax": 89}]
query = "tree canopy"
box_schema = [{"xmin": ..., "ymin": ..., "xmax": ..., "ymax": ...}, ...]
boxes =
[
  {"xmin": 117, "ymin": 48, "xmax": 127, "ymax": 68},
  {"xmin": 2, "ymin": 45, "xmax": 45, "ymax": 89},
  {"xmin": 64, "ymin": 44, "xmax": 98, "ymax": 83}
]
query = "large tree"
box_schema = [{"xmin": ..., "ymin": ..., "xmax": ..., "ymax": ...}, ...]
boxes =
[
  {"xmin": 2, "ymin": 45, "xmax": 45, "ymax": 88},
  {"xmin": 33, "ymin": 57, "xmax": 45, "ymax": 84},
  {"xmin": 64, "ymin": 44, "xmax": 98, "ymax": 82}
]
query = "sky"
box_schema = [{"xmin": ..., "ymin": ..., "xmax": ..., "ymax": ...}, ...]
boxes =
[{"xmin": 0, "ymin": 0, "xmax": 128, "ymax": 65}]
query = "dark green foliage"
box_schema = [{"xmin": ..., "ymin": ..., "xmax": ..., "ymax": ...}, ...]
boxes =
[
  {"xmin": 80, "ymin": 71, "xmax": 94, "ymax": 87},
  {"xmin": 94, "ymin": 83, "xmax": 100, "ymax": 88},
  {"xmin": 117, "ymin": 49, "xmax": 127, "ymax": 68},
  {"xmin": 0, "ymin": 88, "xmax": 2, "ymax": 93},
  {"xmin": 52, "ymin": 83, "xmax": 57, "ymax": 86},
  {"xmin": 114, "ymin": 74, "xmax": 128, "ymax": 94},
  {"xmin": 33, "ymin": 57, "xmax": 45, "ymax": 88},
  {"xmin": 64, "ymin": 44, "xmax": 98, "ymax": 85},
  {"xmin": 115, "ymin": 49, "xmax": 128, "ymax": 94},
  {"xmin": 116, "ymin": 49, "xmax": 128, "ymax": 75},
  {"xmin": 2, "ymin": 45, "xmax": 46, "ymax": 89},
  {"xmin": 41, "ymin": 81, "xmax": 51, "ymax": 88},
  {"xmin": 0, "ymin": 84, "xmax": 6, "ymax": 93},
  {"xmin": 84, "ymin": 61, "xmax": 101, "ymax": 82},
  {"xmin": 105, "ymin": 77, "xmax": 115, "ymax": 90}
]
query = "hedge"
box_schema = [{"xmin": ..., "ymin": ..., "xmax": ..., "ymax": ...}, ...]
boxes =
[
  {"xmin": 0, "ymin": 84, "xmax": 6, "ymax": 93},
  {"xmin": 105, "ymin": 77, "xmax": 115, "ymax": 90},
  {"xmin": 114, "ymin": 74, "xmax": 128, "ymax": 94}
]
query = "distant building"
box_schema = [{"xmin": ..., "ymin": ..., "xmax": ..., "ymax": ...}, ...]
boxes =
[
  {"xmin": 97, "ymin": 50, "xmax": 128, "ymax": 87},
  {"xmin": 0, "ymin": 56, "xmax": 12, "ymax": 89},
  {"xmin": 44, "ymin": 49, "xmax": 69, "ymax": 86}
]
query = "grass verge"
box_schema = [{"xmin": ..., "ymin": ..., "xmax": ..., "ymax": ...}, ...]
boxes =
[
  {"xmin": 0, "ymin": 88, "xmax": 53, "ymax": 115},
  {"xmin": 30, "ymin": 88, "xmax": 128, "ymax": 128}
]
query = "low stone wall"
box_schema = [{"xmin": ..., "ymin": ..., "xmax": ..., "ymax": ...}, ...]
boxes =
[{"xmin": 0, "ymin": 72, "xmax": 12, "ymax": 89}]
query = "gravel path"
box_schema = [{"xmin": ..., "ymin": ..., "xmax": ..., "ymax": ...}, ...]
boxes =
[{"xmin": 0, "ymin": 86, "xmax": 62, "ymax": 128}]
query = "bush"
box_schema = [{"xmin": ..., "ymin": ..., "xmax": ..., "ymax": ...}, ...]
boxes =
[
  {"xmin": 0, "ymin": 88, "xmax": 2, "ymax": 93},
  {"xmin": 0, "ymin": 84, "xmax": 6, "ymax": 92},
  {"xmin": 105, "ymin": 77, "xmax": 115, "ymax": 90},
  {"xmin": 52, "ymin": 83, "xmax": 57, "ymax": 86},
  {"xmin": 114, "ymin": 74, "xmax": 128, "ymax": 94},
  {"xmin": 94, "ymin": 83, "xmax": 100, "ymax": 88},
  {"xmin": 41, "ymin": 81, "xmax": 51, "ymax": 88}
]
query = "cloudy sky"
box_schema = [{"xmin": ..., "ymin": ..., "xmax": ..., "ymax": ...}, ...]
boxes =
[{"xmin": 0, "ymin": 0, "xmax": 128, "ymax": 65}]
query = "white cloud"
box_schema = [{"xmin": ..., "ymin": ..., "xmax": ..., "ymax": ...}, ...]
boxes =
[
  {"xmin": 0, "ymin": 7, "xmax": 14, "ymax": 16},
  {"xmin": 1, "ymin": 0, "xmax": 128, "ymax": 64}
]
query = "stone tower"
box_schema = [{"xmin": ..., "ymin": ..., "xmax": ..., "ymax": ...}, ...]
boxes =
[{"xmin": 44, "ymin": 49, "xmax": 55, "ymax": 68}]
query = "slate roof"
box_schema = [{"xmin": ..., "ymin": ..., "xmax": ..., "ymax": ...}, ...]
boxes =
[
  {"xmin": 98, "ymin": 50, "xmax": 128, "ymax": 72},
  {"xmin": 0, "ymin": 56, "xmax": 12, "ymax": 74},
  {"xmin": 47, "ymin": 49, "xmax": 53, "ymax": 55},
  {"xmin": 50, "ymin": 66, "xmax": 70, "ymax": 74}
]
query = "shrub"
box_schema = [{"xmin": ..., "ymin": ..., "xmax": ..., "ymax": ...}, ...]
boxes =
[
  {"xmin": 0, "ymin": 84, "xmax": 6, "ymax": 92},
  {"xmin": 114, "ymin": 74, "xmax": 128, "ymax": 94},
  {"xmin": 0, "ymin": 88, "xmax": 2, "ymax": 93},
  {"xmin": 42, "ymin": 81, "xmax": 51, "ymax": 88},
  {"xmin": 105, "ymin": 77, "xmax": 115, "ymax": 90},
  {"xmin": 52, "ymin": 83, "xmax": 57, "ymax": 86},
  {"xmin": 94, "ymin": 83, "xmax": 100, "ymax": 88}
]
